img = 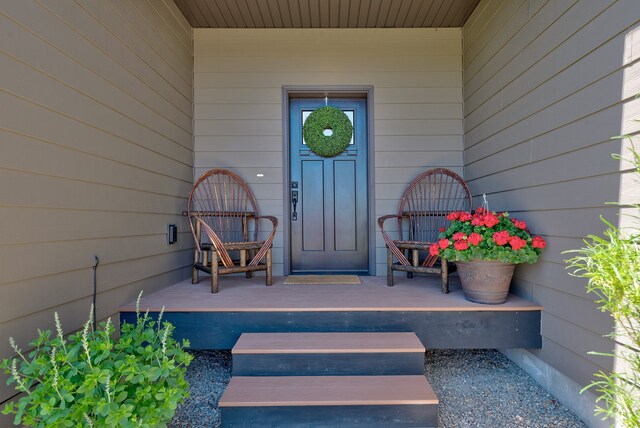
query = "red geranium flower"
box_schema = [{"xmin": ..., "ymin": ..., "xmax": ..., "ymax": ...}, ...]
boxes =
[
  {"xmin": 468, "ymin": 232, "xmax": 483, "ymax": 246},
  {"xmin": 532, "ymin": 236, "xmax": 547, "ymax": 249},
  {"xmin": 429, "ymin": 244, "xmax": 440, "ymax": 256},
  {"xmin": 512, "ymin": 219, "xmax": 527, "ymax": 230},
  {"xmin": 459, "ymin": 212, "xmax": 473, "ymax": 222},
  {"xmin": 438, "ymin": 238, "xmax": 450, "ymax": 249},
  {"xmin": 454, "ymin": 240, "xmax": 469, "ymax": 251},
  {"xmin": 493, "ymin": 230, "xmax": 510, "ymax": 246},
  {"xmin": 453, "ymin": 232, "xmax": 467, "ymax": 241},
  {"xmin": 471, "ymin": 216, "xmax": 483, "ymax": 226},
  {"xmin": 447, "ymin": 212, "xmax": 460, "ymax": 221},
  {"xmin": 439, "ymin": 226, "xmax": 445, "ymax": 233},
  {"xmin": 475, "ymin": 207, "xmax": 485, "ymax": 214},
  {"xmin": 483, "ymin": 214, "xmax": 500, "ymax": 228},
  {"xmin": 508, "ymin": 236, "xmax": 527, "ymax": 251}
]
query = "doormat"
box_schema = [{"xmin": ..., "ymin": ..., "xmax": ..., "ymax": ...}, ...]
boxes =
[{"xmin": 283, "ymin": 275, "xmax": 361, "ymax": 285}]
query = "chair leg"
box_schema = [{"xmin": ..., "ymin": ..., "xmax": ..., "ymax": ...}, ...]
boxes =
[
  {"xmin": 387, "ymin": 248, "xmax": 394, "ymax": 287},
  {"xmin": 407, "ymin": 250, "xmax": 414, "ymax": 278},
  {"xmin": 266, "ymin": 248, "xmax": 272, "ymax": 286},
  {"xmin": 246, "ymin": 249, "xmax": 253, "ymax": 278},
  {"xmin": 441, "ymin": 257, "xmax": 449, "ymax": 294},
  {"xmin": 240, "ymin": 249, "xmax": 248, "ymax": 278},
  {"xmin": 410, "ymin": 249, "xmax": 419, "ymax": 279},
  {"xmin": 192, "ymin": 250, "xmax": 199, "ymax": 284},
  {"xmin": 211, "ymin": 251, "xmax": 219, "ymax": 294}
]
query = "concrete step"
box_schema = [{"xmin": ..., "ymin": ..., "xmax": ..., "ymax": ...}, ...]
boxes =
[
  {"xmin": 219, "ymin": 375, "xmax": 438, "ymax": 427},
  {"xmin": 232, "ymin": 332, "xmax": 426, "ymax": 376}
]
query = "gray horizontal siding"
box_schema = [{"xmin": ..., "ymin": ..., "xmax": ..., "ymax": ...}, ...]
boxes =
[
  {"xmin": 0, "ymin": 0, "xmax": 193, "ymax": 407},
  {"xmin": 193, "ymin": 28, "xmax": 464, "ymax": 276},
  {"xmin": 464, "ymin": 0, "xmax": 639, "ymax": 398}
]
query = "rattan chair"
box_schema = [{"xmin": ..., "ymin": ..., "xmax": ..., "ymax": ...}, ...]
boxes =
[
  {"xmin": 188, "ymin": 169, "xmax": 278, "ymax": 293},
  {"xmin": 378, "ymin": 168, "xmax": 471, "ymax": 293}
]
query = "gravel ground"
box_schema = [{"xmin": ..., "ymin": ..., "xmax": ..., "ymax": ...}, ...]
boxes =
[
  {"xmin": 170, "ymin": 349, "xmax": 587, "ymax": 427},
  {"xmin": 170, "ymin": 350, "xmax": 231, "ymax": 427},
  {"xmin": 424, "ymin": 350, "xmax": 585, "ymax": 428}
]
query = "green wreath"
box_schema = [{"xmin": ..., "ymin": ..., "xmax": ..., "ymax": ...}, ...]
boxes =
[{"xmin": 303, "ymin": 106, "xmax": 353, "ymax": 157}]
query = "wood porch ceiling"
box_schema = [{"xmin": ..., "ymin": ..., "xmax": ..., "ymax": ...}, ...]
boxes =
[{"xmin": 173, "ymin": 0, "xmax": 481, "ymax": 28}]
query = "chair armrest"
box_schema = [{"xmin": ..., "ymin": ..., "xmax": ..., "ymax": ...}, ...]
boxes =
[
  {"xmin": 194, "ymin": 218, "xmax": 235, "ymax": 268},
  {"xmin": 377, "ymin": 214, "xmax": 411, "ymax": 266},
  {"xmin": 256, "ymin": 215, "xmax": 279, "ymax": 231},
  {"xmin": 187, "ymin": 212, "xmax": 202, "ymax": 252},
  {"xmin": 377, "ymin": 214, "xmax": 402, "ymax": 231},
  {"xmin": 249, "ymin": 215, "xmax": 278, "ymax": 267}
]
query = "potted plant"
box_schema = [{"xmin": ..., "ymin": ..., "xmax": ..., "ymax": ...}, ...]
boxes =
[{"xmin": 429, "ymin": 208, "xmax": 547, "ymax": 304}]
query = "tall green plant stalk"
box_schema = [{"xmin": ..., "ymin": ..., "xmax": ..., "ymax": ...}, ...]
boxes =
[
  {"xmin": 565, "ymin": 138, "xmax": 640, "ymax": 427},
  {"xmin": 1, "ymin": 292, "xmax": 193, "ymax": 427}
]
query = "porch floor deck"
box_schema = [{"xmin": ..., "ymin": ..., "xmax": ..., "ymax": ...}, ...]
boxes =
[
  {"xmin": 119, "ymin": 275, "xmax": 542, "ymax": 350},
  {"xmin": 120, "ymin": 275, "xmax": 540, "ymax": 313}
]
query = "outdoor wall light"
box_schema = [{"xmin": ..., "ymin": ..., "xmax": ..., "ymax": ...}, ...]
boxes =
[
  {"xmin": 256, "ymin": 173, "xmax": 264, "ymax": 177},
  {"xmin": 167, "ymin": 224, "xmax": 177, "ymax": 244}
]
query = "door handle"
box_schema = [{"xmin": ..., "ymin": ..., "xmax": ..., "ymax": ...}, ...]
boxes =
[{"xmin": 291, "ymin": 191, "xmax": 298, "ymax": 220}]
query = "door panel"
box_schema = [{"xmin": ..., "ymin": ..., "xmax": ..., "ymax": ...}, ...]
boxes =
[
  {"xmin": 289, "ymin": 97, "xmax": 368, "ymax": 274},
  {"xmin": 301, "ymin": 160, "xmax": 324, "ymax": 251},
  {"xmin": 334, "ymin": 160, "xmax": 357, "ymax": 251}
]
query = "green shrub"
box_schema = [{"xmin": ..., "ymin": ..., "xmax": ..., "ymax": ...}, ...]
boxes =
[
  {"xmin": 1, "ymin": 292, "xmax": 192, "ymax": 427},
  {"xmin": 565, "ymin": 139, "xmax": 640, "ymax": 427}
]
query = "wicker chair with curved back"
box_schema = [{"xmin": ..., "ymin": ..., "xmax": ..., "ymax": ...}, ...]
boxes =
[
  {"xmin": 188, "ymin": 169, "xmax": 278, "ymax": 293},
  {"xmin": 378, "ymin": 168, "xmax": 471, "ymax": 293}
]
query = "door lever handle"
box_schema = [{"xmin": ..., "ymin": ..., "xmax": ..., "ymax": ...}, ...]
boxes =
[{"xmin": 291, "ymin": 191, "xmax": 298, "ymax": 220}]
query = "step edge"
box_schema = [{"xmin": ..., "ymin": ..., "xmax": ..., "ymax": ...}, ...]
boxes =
[
  {"xmin": 219, "ymin": 375, "xmax": 438, "ymax": 408},
  {"xmin": 236, "ymin": 332, "xmax": 421, "ymax": 338},
  {"xmin": 219, "ymin": 399, "xmax": 440, "ymax": 407},
  {"xmin": 233, "ymin": 348, "xmax": 425, "ymax": 354}
]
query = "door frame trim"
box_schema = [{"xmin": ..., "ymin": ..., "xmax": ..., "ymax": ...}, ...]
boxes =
[{"xmin": 282, "ymin": 86, "xmax": 375, "ymax": 275}]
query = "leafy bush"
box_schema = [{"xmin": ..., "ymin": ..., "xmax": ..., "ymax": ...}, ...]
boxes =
[
  {"xmin": 565, "ymin": 139, "xmax": 640, "ymax": 426},
  {"xmin": 1, "ymin": 292, "xmax": 192, "ymax": 427}
]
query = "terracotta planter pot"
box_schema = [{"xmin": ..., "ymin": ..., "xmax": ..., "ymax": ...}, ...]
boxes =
[{"xmin": 455, "ymin": 260, "xmax": 517, "ymax": 304}]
